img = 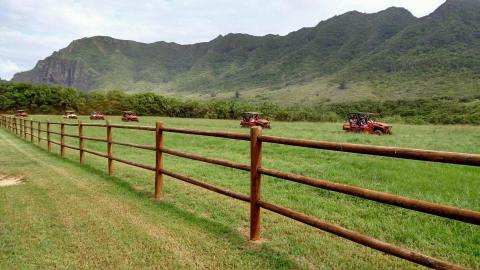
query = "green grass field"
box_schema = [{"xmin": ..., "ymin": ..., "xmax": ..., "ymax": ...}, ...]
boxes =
[{"xmin": 1, "ymin": 116, "xmax": 479, "ymax": 269}]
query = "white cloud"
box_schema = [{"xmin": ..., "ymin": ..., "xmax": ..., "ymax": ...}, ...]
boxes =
[
  {"xmin": 0, "ymin": 57, "xmax": 22, "ymax": 79},
  {"xmin": 0, "ymin": 0, "xmax": 445, "ymax": 80}
]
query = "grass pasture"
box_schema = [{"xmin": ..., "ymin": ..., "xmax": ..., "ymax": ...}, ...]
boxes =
[{"xmin": 1, "ymin": 115, "xmax": 479, "ymax": 269}]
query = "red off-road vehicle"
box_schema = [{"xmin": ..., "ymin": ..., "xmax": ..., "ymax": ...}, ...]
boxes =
[
  {"xmin": 121, "ymin": 111, "xmax": 139, "ymax": 122},
  {"xmin": 15, "ymin": 110, "xmax": 28, "ymax": 117},
  {"xmin": 240, "ymin": 112, "xmax": 271, "ymax": 128},
  {"xmin": 90, "ymin": 112, "xmax": 105, "ymax": 120},
  {"xmin": 342, "ymin": 112, "xmax": 392, "ymax": 135}
]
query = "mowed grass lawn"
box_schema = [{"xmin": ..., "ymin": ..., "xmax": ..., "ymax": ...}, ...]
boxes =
[{"xmin": 1, "ymin": 115, "xmax": 479, "ymax": 269}]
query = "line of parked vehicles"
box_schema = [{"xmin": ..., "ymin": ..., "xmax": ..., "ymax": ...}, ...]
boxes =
[
  {"xmin": 239, "ymin": 111, "xmax": 392, "ymax": 135},
  {"xmin": 15, "ymin": 110, "xmax": 139, "ymax": 122},
  {"xmin": 13, "ymin": 110, "xmax": 392, "ymax": 135}
]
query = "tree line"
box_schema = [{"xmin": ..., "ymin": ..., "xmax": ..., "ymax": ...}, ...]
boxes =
[{"xmin": 1, "ymin": 82, "xmax": 479, "ymax": 125}]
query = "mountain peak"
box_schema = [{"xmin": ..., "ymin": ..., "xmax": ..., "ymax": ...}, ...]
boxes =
[
  {"xmin": 431, "ymin": 0, "xmax": 480, "ymax": 18},
  {"xmin": 377, "ymin": 7, "xmax": 415, "ymax": 18}
]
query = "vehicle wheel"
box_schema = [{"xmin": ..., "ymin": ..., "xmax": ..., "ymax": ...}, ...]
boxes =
[{"xmin": 374, "ymin": 130, "xmax": 383, "ymax": 136}]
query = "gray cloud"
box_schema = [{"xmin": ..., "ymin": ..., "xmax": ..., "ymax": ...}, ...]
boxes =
[{"xmin": 0, "ymin": 0, "xmax": 445, "ymax": 80}]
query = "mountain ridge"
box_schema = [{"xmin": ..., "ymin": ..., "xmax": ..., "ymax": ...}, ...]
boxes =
[{"xmin": 11, "ymin": 0, "xmax": 480, "ymax": 104}]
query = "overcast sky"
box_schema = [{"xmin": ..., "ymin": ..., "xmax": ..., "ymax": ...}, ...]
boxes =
[{"xmin": 0, "ymin": 0, "xmax": 446, "ymax": 80}]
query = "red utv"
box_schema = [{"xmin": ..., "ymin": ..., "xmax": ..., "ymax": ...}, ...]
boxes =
[
  {"xmin": 121, "ymin": 111, "xmax": 139, "ymax": 122},
  {"xmin": 342, "ymin": 112, "xmax": 392, "ymax": 135},
  {"xmin": 90, "ymin": 112, "xmax": 105, "ymax": 120},
  {"xmin": 240, "ymin": 112, "xmax": 271, "ymax": 129},
  {"xmin": 15, "ymin": 110, "xmax": 28, "ymax": 117}
]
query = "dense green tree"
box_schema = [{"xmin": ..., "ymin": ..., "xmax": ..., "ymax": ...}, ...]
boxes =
[{"xmin": 1, "ymin": 82, "xmax": 479, "ymax": 125}]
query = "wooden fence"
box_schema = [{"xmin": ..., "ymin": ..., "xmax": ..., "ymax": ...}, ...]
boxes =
[{"xmin": 1, "ymin": 115, "xmax": 479, "ymax": 269}]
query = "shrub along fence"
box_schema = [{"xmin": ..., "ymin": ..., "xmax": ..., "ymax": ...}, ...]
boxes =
[{"xmin": 1, "ymin": 115, "xmax": 479, "ymax": 269}]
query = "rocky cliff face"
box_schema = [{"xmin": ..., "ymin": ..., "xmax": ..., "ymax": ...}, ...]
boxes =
[{"xmin": 13, "ymin": 53, "xmax": 95, "ymax": 90}]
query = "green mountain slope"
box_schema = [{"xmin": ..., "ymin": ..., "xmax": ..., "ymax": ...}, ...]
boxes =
[{"xmin": 11, "ymin": 0, "xmax": 480, "ymax": 104}]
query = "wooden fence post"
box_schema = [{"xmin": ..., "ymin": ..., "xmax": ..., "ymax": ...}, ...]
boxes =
[
  {"xmin": 30, "ymin": 119, "xmax": 34, "ymax": 143},
  {"xmin": 250, "ymin": 126, "xmax": 263, "ymax": 241},
  {"xmin": 107, "ymin": 121, "xmax": 113, "ymax": 175},
  {"xmin": 47, "ymin": 121, "xmax": 51, "ymax": 152},
  {"xmin": 23, "ymin": 119, "xmax": 27, "ymax": 140},
  {"xmin": 60, "ymin": 121, "xmax": 65, "ymax": 157},
  {"xmin": 79, "ymin": 120, "xmax": 84, "ymax": 164},
  {"xmin": 38, "ymin": 122, "xmax": 41, "ymax": 144},
  {"xmin": 154, "ymin": 121, "xmax": 164, "ymax": 199}
]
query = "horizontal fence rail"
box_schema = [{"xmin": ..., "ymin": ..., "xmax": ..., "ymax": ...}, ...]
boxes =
[
  {"xmin": 259, "ymin": 167, "xmax": 480, "ymax": 225},
  {"xmin": 259, "ymin": 135, "xmax": 480, "ymax": 166},
  {"xmin": 0, "ymin": 114, "xmax": 478, "ymax": 270}
]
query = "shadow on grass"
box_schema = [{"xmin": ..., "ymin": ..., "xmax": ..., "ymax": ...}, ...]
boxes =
[{"xmin": 38, "ymin": 149, "xmax": 298, "ymax": 269}]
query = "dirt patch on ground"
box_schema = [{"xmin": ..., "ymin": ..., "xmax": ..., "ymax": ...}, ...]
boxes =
[{"xmin": 0, "ymin": 174, "xmax": 25, "ymax": 187}]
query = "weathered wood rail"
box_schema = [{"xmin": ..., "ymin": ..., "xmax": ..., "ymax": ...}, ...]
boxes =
[{"xmin": 1, "ymin": 115, "xmax": 479, "ymax": 269}]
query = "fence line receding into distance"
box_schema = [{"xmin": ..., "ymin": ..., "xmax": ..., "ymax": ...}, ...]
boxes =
[{"xmin": 1, "ymin": 115, "xmax": 479, "ymax": 270}]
